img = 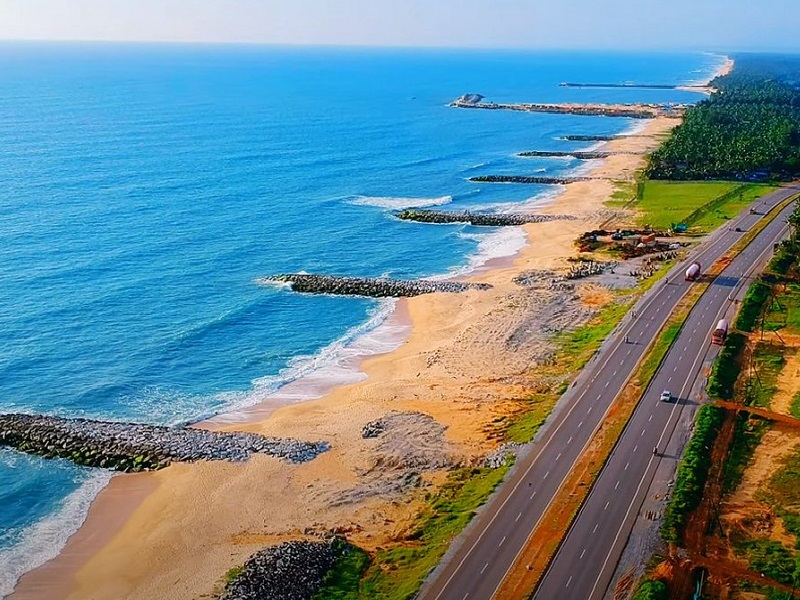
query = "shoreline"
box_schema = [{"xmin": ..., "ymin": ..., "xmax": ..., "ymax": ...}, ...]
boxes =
[{"xmin": 7, "ymin": 56, "xmax": 732, "ymax": 600}]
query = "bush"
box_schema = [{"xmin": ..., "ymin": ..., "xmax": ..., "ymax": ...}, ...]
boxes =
[
  {"xmin": 631, "ymin": 579, "xmax": 669, "ymax": 600},
  {"xmin": 707, "ymin": 332, "xmax": 747, "ymax": 399},
  {"xmin": 661, "ymin": 405, "xmax": 725, "ymax": 544}
]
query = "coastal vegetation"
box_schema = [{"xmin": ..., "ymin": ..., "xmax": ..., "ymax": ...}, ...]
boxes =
[
  {"xmin": 649, "ymin": 55, "xmax": 800, "ymax": 181},
  {"xmin": 660, "ymin": 405, "xmax": 726, "ymax": 544},
  {"xmin": 630, "ymin": 579, "xmax": 669, "ymax": 600}
]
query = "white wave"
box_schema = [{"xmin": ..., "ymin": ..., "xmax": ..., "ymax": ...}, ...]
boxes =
[
  {"xmin": 348, "ymin": 195, "xmax": 453, "ymax": 210},
  {"xmin": 208, "ymin": 298, "xmax": 407, "ymax": 424},
  {"xmin": 452, "ymin": 227, "xmax": 529, "ymax": 275},
  {"xmin": 254, "ymin": 277, "xmax": 292, "ymax": 291},
  {"xmin": 465, "ymin": 187, "xmax": 564, "ymax": 215},
  {"xmin": 0, "ymin": 470, "xmax": 113, "ymax": 600}
]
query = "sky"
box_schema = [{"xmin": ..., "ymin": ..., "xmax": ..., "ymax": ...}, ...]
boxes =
[{"xmin": 0, "ymin": 0, "xmax": 798, "ymax": 51}]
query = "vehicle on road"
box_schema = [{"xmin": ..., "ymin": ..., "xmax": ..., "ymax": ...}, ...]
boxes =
[
  {"xmin": 711, "ymin": 319, "xmax": 728, "ymax": 345},
  {"xmin": 659, "ymin": 390, "xmax": 674, "ymax": 403},
  {"xmin": 684, "ymin": 262, "xmax": 701, "ymax": 281}
]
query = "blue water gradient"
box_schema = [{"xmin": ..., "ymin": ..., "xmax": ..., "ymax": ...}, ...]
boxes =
[{"xmin": 0, "ymin": 43, "xmax": 721, "ymax": 594}]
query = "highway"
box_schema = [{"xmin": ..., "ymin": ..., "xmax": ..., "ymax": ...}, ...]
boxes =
[{"xmin": 418, "ymin": 185, "xmax": 800, "ymax": 600}]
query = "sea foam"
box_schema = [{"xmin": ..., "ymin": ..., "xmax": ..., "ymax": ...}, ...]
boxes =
[
  {"xmin": 348, "ymin": 195, "xmax": 453, "ymax": 209},
  {"xmin": 0, "ymin": 469, "xmax": 113, "ymax": 600}
]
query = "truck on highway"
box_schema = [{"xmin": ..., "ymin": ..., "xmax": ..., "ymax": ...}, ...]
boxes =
[
  {"xmin": 711, "ymin": 319, "xmax": 728, "ymax": 345},
  {"xmin": 684, "ymin": 262, "xmax": 701, "ymax": 281}
]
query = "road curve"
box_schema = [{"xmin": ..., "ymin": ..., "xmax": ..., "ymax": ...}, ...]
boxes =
[
  {"xmin": 534, "ymin": 194, "xmax": 798, "ymax": 600},
  {"xmin": 417, "ymin": 185, "xmax": 800, "ymax": 600}
]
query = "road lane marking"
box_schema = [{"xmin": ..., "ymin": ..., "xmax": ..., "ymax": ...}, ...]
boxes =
[
  {"xmin": 556, "ymin": 452, "xmax": 562, "ymax": 460},
  {"xmin": 530, "ymin": 491, "xmax": 536, "ymax": 500},
  {"xmin": 648, "ymin": 414, "xmax": 653, "ymax": 422},
  {"xmin": 544, "ymin": 470, "xmax": 550, "ymax": 479},
  {"xmin": 624, "ymin": 462, "xmax": 629, "ymax": 470},
  {"xmin": 580, "ymin": 548, "xmax": 586, "ymax": 559},
  {"xmin": 615, "ymin": 480, "xmax": 620, "ymax": 490},
  {"xmin": 481, "ymin": 563, "xmax": 489, "ymax": 574},
  {"xmin": 633, "ymin": 445, "xmax": 638, "ymax": 453},
  {"xmin": 578, "ymin": 421, "xmax": 583, "ymax": 428},
  {"xmin": 604, "ymin": 501, "xmax": 610, "ymax": 510},
  {"xmin": 516, "ymin": 512, "xmax": 522, "ymax": 522},
  {"xmin": 567, "ymin": 436, "xmax": 573, "ymax": 444},
  {"xmin": 593, "ymin": 523, "xmax": 599, "ymax": 533},
  {"xmin": 641, "ymin": 428, "xmax": 645, "ymax": 436},
  {"xmin": 499, "ymin": 536, "xmax": 506, "ymax": 547},
  {"xmin": 566, "ymin": 576, "xmax": 573, "ymax": 588},
  {"xmin": 587, "ymin": 407, "xmax": 593, "ymax": 414}
]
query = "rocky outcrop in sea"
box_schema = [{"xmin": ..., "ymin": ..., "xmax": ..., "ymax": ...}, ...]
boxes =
[
  {"xmin": 0, "ymin": 413, "xmax": 329, "ymax": 471},
  {"xmin": 219, "ymin": 537, "xmax": 353, "ymax": 600},
  {"xmin": 261, "ymin": 274, "xmax": 492, "ymax": 298},
  {"xmin": 518, "ymin": 150, "xmax": 615, "ymax": 159},
  {"xmin": 395, "ymin": 209, "xmax": 577, "ymax": 226}
]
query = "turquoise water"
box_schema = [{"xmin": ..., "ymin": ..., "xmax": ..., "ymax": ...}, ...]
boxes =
[{"xmin": 0, "ymin": 43, "xmax": 721, "ymax": 595}]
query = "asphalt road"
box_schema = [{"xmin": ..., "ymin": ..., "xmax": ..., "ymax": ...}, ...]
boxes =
[
  {"xmin": 418, "ymin": 185, "xmax": 800, "ymax": 600},
  {"xmin": 534, "ymin": 194, "xmax": 799, "ymax": 600}
]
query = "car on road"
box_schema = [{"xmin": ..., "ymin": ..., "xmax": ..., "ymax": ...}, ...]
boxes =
[{"xmin": 659, "ymin": 390, "xmax": 674, "ymax": 403}]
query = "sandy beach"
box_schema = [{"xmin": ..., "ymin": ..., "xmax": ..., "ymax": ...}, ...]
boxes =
[{"xmin": 8, "ymin": 60, "xmax": 728, "ymax": 600}]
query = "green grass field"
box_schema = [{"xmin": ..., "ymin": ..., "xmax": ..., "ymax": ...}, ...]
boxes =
[{"xmin": 630, "ymin": 181, "xmax": 778, "ymax": 232}]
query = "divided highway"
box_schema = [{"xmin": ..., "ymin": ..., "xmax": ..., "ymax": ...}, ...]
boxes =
[
  {"xmin": 535, "ymin": 195, "xmax": 799, "ymax": 599},
  {"xmin": 418, "ymin": 186, "xmax": 800, "ymax": 600}
]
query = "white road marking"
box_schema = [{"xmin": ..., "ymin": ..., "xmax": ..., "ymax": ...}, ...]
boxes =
[
  {"xmin": 481, "ymin": 563, "xmax": 489, "ymax": 574},
  {"xmin": 605, "ymin": 381, "xmax": 610, "ymax": 387},
  {"xmin": 544, "ymin": 471, "xmax": 550, "ymax": 479},
  {"xmin": 633, "ymin": 445, "xmax": 638, "ymax": 453},
  {"xmin": 566, "ymin": 576, "xmax": 573, "ymax": 588},
  {"xmin": 499, "ymin": 536, "xmax": 506, "ymax": 547},
  {"xmin": 516, "ymin": 512, "xmax": 522, "ymax": 522},
  {"xmin": 593, "ymin": 523, "xmax": 599, "ymax": 533},
  {"xmin": 587, "ymin": 407, "xmax": 593, "ymax": 414},
  {"xmin": 624, "ymin": 462, "xmax": 629, "ymax": 470},
  {"xmin": 615, "ymin": 480, "xmax": 620, "ymax": 490},
  {"xmin": 580, "ymin": 548, "xmax": 586, "ymax": 559},
  {"xmin": 604, "ymin": 501, "xmax": 610, "ymax": 510},
  {"xmin": 667, "ymin": 377, "xmax": 672, "ymax": 383},
  {"xmin": 641, "ymin": 428, "xmax": 645, "ymax": 436},
  {"xmin": 649, "ymin": 414, "xmax": 653, "ymax": 422},
  {"xmin": 530, "ymin": 491, "xmax": 536, "ymax": 500},
  {"xmin": 567, "ymin": 436, "xmax": 573, "ymax": 444},
  {"xmin": 556, "ymin": 452, "xmax": 562, "ymax": 460},
  {"xmin": 578, "ymin": 421, "xmax": 583, "ymax": 428}
]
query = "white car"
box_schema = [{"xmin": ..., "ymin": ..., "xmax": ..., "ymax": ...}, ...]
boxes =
[{"xmin": 660, "ymin": 390, "xmax": 674, "ymax": 403}]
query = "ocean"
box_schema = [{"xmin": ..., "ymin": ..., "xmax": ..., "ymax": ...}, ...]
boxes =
[{"xmin": 0, "ymin": 42, "xmax": 722, "ymax": 596}]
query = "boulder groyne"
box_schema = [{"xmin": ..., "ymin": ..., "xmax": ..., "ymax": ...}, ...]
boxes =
[
  {"xmin": 449, "ymin": 98, "xmax": 686, "ymax": 119},
  {"xmin": 561, "ymin": 135, "xmax": 624, "ymax": 141},
  {"xmin": 469, "ymin": 174, "xmax": 592, "ymax": 185},
  {"xmin": 0, "ymin": 413, "xmax": 328, "ymax": 471},
  {"xmin": 395, "ymin": 209, "xmax": 577, "ymax": 226},
  {"xmin": 559, "ymin": 82, "xmax": 680, "ymax": 90},
  {"xmin": 262, "ymin": 274, "xmax": 492, "ymax": 297},
  {"xmin": 518, "ymin": 151, "xmax": 618, "ymax": 159},
  {"xmin": 219, "ymin": 537, "xmax": 350, "ymax": 600}
]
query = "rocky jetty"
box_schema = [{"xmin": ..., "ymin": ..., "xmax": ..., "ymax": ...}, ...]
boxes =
[
  {"xmin": 455, "ymin": 93, "xmax": 484, "ymax": 104},
  {"xmin": 559, "ymin": 82, "xmax": 679, "ymax": 90},
  {"xmin": 395, "ymin": 209, "xmax": 577, "ymax": 226},
  {"xmin": 518, "ymin": 150, "xmax": 616, "ymax": 159},
  {"xmin": 449, "ymin": 98, "xmax": 686, "ymax": 119},
  {"xmin": 0, "ymin": 413, "xmax": 328, "ymax": 471},
  {"xmin": 561, "ymin": 134, "xmax": 623, "ymax": 141},
  {"xmin": 219, "ymin": 537, "xmax": 351, "ymax": 600},
  {"xmin": 469, "ymin": 174, "xmax": 592, "ymax": 184},
  {"xmin": 262, "ymin": 274, "xmax": 492, "ymax": 298}
]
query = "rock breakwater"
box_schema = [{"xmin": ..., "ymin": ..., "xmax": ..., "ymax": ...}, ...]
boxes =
[
  {"xmin": 261, "ymin": 274, "xmax": 492, "ymax": 298},
  {"xmin": 449, "ymin": 98, "xmax": 686, "ymax": 119},
  {"xmin": 395, "ymin": 209, "xmax": 577, "ymax": 226},
  {"xmin": 0, "ymin": 413, "xmax": 328, "ymax": 471},
  {"xmin": 469, "ymin": 174, "xmax": 592, "ymax": 184},
  {"xmin": 518, "ymin": 150, "xmax": 617, "ymax": 159},
  {"xmin": 561, "ymin": 134, "xmax": 624, "ymax": 141},
  {"xmin": 219, "ymin": 537, "xmax": 351, "ymax": 600}
]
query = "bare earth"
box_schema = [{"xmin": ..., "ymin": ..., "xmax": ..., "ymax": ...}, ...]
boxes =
[{"xmin": 10, "ymin": 116, "xmax": 678, "ymax": 600}]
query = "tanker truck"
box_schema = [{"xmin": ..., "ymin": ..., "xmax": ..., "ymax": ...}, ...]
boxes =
[
  {"xmin": 711, "ymin": 319, "xmax": 728, "ymax": 345},
  {"xmin": 685, "ymin": 261, "xmax": 701, "ymax": 281}
]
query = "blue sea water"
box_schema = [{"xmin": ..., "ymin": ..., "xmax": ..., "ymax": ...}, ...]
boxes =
[{"xmin": 0, "ymin": 43, "xmax": 722, "ymax": 595}]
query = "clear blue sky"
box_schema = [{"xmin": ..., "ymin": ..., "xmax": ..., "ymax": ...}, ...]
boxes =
[{"xmin": 0, "ymin": 0, "xmax": 797, "ymax": 51}]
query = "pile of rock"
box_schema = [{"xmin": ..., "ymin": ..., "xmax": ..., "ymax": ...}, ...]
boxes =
[
  {"xmin": 469, "ymin": 174, "xmax": 591, "ymax": 185},
  {"xmin": 518, "ymin": 150, "xmax": 612, "ymax": 159},
  {"xmin": 261, "ymin": 274, "xmax": 492, "ymax": 298},
  {"xmin": 395, "ymin": 209, "xmax": 576, "ymax": 227},
  {"xmin": 219, "ymin": 537, "xmax": 351, "ymax": 600},
  {"xmin": 566, "ymin": 260, "xmax": 617, "ymax": 280},
  {"xmin": 0, "ymin": 413, "xmax": 329, "ymax": 471}
]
